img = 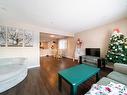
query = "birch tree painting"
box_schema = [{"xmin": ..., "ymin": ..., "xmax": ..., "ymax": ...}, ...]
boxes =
[
  {"xmin": 0, "ymin": 26, "xmax": 6, "ymax": 47},
  {"xmin": 7, "ymin": 27, "xmax": 23, "ymax": 47},
  {"xmin": 24, "ymin": 31, "xmax": 33, "ymax": 47}
]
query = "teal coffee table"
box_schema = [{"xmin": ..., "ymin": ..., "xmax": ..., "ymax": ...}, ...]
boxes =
[{"xmin": 58, "ymin": 64, "xmax": 100, "ymax": 95}]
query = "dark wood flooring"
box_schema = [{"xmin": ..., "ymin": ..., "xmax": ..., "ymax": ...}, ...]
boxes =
[{"xmin": 0, "ymin": 57, "xmax": 112, "ymax": 95}]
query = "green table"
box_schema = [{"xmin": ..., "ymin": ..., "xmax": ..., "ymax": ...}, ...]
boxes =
[{"xmin": 58, "ymin": 64, "xmax": 100, "ymax": 95}]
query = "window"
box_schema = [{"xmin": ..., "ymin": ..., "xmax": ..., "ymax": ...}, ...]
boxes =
[{"xmin": 58, "ymin": 39, "xmax": 67, "ymax": 49}]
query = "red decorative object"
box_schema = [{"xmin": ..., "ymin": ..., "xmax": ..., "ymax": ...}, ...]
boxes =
[
  {"xmin": 51, "ymin": 45, "xmax": 54, "ymax": 49},
  {"xmin": 76, "ymin": 38, "xmax": 82, "ymax": 48},
  {"xmin": 113, "ymin": 28, "xmax": 120, "ymax": 33}
]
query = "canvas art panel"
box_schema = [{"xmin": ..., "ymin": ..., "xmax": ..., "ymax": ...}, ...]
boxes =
[
  {"xmin": 0, "ymin": 26, "xmax": 6, "ymax": 47},
  {"xmin": 7, "ymin": 27, "xmax": 23, "ymax": 47},
  {"xmin": 24, "ymin": 31, "xmax": 33, "ymax": 47}
]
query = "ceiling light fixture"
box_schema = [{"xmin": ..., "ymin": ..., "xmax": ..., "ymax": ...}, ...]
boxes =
[
  {"xmin": 0, "ymin": 6, "xmax": 7, "ymax": 15},
  {"xmin": 50, "ymin": 35, "xmax": 55, "ymax": 37}
]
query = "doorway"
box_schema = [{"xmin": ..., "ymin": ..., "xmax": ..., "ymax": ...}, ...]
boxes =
[{"xmin": 40, "ymin": 32, "xmax": 67, "ymax": 58}]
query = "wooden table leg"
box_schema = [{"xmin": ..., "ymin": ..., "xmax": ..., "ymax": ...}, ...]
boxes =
[
  {"xmin": 96, "ymin": 72, "xmax": 99, "ymax": 82},
  {"xmin": 70, "ymin": 85, "xmax": 77, "ymax": 95},
  {"xmin": 79, "ymin": 56, "xmax": 82, "ymax": 64},
  {"xmin": 97, "ymin": 58, "xmax": 101, "ymax": 68},
  {"xmin": 58, "ymin": 74, "xmax": 62, "ymax": 92},
  {"xmin": 102, "ymin": 58, "xmax": 105, "ymax": 68}
]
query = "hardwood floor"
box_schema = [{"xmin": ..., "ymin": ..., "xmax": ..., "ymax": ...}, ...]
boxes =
[{"xmin": 0, "ymin": 57, "xmax": 112, "ymax": 95}]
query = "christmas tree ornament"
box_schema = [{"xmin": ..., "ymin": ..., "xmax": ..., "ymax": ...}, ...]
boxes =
[
  {"xmin": 121, "ymin": 54, "xmax": 124, "ymax": 56},
  {"xmin": 116, "ymin": 42, "xmax": 118, "ymax": 45},
  {"xmin": 109, "ymin": 57, "xmax": 112, "ymax": 60},
  {"xmin": 76, "ymin": 38, "xmax": 82, "ymax": 48},
  {"xmin": 113, "ymin": 28, "xmax": 120, "ymax": 33},
  {"xmin": 123, "ymin": 58, "xmax": 126, "ymax": 61}
]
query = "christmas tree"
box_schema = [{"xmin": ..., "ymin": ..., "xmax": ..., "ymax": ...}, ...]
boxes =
[{"xmin": 106, "ymin": 29, "xmax": 127, "ymax": 64}]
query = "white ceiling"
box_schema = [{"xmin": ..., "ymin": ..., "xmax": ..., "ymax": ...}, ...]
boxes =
[
  {"xmin": 0, "ymin": 0, "xmax": 127, "ymax": 34},
  {"xmin": 40, "ymin": 33, "xmax": 67, "ymax": 42}
]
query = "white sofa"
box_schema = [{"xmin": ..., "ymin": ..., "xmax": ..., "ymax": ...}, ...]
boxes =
[{"xmin": 0, "ymin": 57, "xmax": 28, "ymax": 93}]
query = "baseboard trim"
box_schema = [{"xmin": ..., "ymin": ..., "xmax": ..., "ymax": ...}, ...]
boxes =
[
  {"xmin": 27, "ymin": 65, "xmax": 40, "ymax": 69},
  {"xmin": 65, "ymin": 56, "xmax": 73, "ymax": 59}
]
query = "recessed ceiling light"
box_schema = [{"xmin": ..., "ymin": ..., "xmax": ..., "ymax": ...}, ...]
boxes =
[
  {"xmin": 0, "ymin": 6, "xmax": 7, "ymax": 15},
  {"xmin": 50, "ymin": 35, "xmax": 55, "ymax": 37},
  {"xmin": 0, "ymin": 5, "xmax": 7, "ymax": 12}
]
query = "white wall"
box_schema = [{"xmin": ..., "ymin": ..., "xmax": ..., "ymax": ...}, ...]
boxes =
[
  {"xmin": 65, "ymin": 37, "xmax": 75, "ymax": 59},
  {"xmin": 0, "ymin": 31, "xmax": 40, "ymax": 68}
]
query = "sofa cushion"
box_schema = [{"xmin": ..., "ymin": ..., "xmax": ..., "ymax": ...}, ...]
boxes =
[
  {"xmin": 85, "ymin": 77, "xmax": 123, "ymax": 94},
  {"xmin": 85, "ymin": 82, "xmax": 127, "ymax": 95},
  {"xmin": 114, "ymin": 63, "xmax": 127, "ymax": 75},
  {"xmin": 107, "ymin": 71, "xmax": 127, "ymax": 85},
  {"xmin": 0, "ymin": 57, "xmax": 27, "ymax": 66},
  {"xmin": 0, "ymin": 64, "xmax": 27, "ymax": 82},
  {"xmin": 96, "ymin": 77, "xmax": 120, "ymax": 86}
]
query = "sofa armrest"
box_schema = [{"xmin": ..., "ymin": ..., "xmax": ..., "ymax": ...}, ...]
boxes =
[
  {"xmin": 114, "ymin": 63, "xmax": 127, "ymax": 75},
  {"xmin": 0, "ymin": 57, "xmax": 27, "ymax": 66}
]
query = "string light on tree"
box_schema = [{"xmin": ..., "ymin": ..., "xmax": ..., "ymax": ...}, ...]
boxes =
[{"xmin": 106, "ymin": 28, "xmax": 127, "ymax": 64}]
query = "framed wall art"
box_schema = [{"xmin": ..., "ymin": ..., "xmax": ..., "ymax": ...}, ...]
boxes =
[
  {"xmin": 0, "ymin": 26, "xmax": 6, "ymax": 47},
  {"xmin": 24, "ymin": 30, "xmax": 33, "ymax": 47},
  {"xmin": 7, "ymin": 27, "xmax": 23, "ymax": 47}
]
